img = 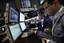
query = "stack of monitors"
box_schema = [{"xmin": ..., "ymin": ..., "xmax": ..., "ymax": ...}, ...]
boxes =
[{"xmin": 20, "ymin": 12, "xmax": 26, "ymax": 31}]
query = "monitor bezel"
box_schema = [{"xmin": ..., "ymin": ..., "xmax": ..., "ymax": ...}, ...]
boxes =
[
  {"xmin": 8, "ymin": 24, "xmax": 22, "ymax": 42},
  {"xmin": 8, "ymin": 6, "xmax": 19, "ymax": 23}
]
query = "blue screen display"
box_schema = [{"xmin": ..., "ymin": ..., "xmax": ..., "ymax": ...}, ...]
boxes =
[{"xmin": 9, "ymin": 7, "xmax": 19, "ymax": 22}]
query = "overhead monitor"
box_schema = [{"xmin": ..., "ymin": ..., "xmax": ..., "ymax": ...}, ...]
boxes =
[
  {"xmin": 8, "ymin": 24, "xmax": 22, "ymax": 41},
  {"xmin": 9, "ymin": 7, "xmax": 19, "ymax": 23},
  {"xmin": 20, "ymin": 12, "xmax": 25, "ymax": 22},
  {"xmin": 21, "ymin": 0, "xmax": 31, "ymax": 8},
  {"xmin": 20, "ymin": 23, "xmax": 26, "ymax": 31}
]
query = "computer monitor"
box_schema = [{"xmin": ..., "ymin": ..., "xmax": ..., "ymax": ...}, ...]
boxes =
[
  {"xmin": 9, "ymin": 7, "xmax": 19, "ymax": 23},
  {"xmin": 21, "ymin": 0, "xmax": 31, "ymax": 8},
  {"xmin": 8, "ymin": 24, "xmax": 22, "ymax": 41},
  {"xmin": 20, "ymin": 12, "xmax": 25, "ymax": 22},
  {"xmin": 20, "ymin": 23, "xmax": 26, "ymax": 31}
]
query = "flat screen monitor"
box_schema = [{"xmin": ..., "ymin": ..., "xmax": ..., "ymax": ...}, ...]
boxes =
[
  {"xmin": 8, "ymin": 24, "xmax": 22, "ymax": 41},
  {"xmin": 9, "ymin": 7, "xmax": 19, "ymax": 23},
  {"xmin": 20, "ymin": 23, "xmax": 26, "ymax": 31},
  {"xmin": 21, "ymin": 0, "xmax": 31, "ymax": 8},
  {"xmin": 20, "ymin": 12, "xmax": 25, "ymax": 22}
]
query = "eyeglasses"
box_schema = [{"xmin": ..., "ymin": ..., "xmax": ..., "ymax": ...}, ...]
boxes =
[{"xmin": 44, "ymin": 5, "xmax": 50, "ymax": 9}]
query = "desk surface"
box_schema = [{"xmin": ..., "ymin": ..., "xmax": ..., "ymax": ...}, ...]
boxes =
[
  {"xmin": 21, "ymin": 32, "xmax": 28, "ymax": 38},
  {"xmin": 21, "ymin": 33, "xmax": 42, "ymax": 43},
  {"xmin": 21, "ymin": 27, "xmax": 38, "ymax": 38},
  {"xmin": 31, "ymin": 27, "xmax": 38, "ymax": 30}
]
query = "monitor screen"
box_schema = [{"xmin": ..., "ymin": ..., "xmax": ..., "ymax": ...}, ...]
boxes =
[
  {"xmin": 20, "ymin": 12, "xmax": 25, "ymax": 22},
  {"xmin": 20, "ymin": 23, "xmax": 26, "ymax": 31},
  {"xmin": 21, "ymin": 0, "xmax": 31, "ymax": 8},
  {"xmin": 9, "ymin": 7, "xmax": 19, "ymax": 23},
  {"xmin": 9, "ymin": 24, "xmax": 22, "ymax": 41}
]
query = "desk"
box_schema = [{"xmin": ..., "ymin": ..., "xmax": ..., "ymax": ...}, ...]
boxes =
[
  {"xmin": 21, "ymin": 27, "xmax": 38, "ymax": 38},
  {"xmin": 0, "ymin": 35, "xmax": 2, "ymax": 43},
  {"xmin": 21, "ymin": 29, "xmax": 46, "ymax": 43},
  {"xmin": 21, "ymin": 33, "xmax": 42, "ymax": 43},
  {"xmin": 21, "ymin": 32, "xmax": 28, "ymax": 38}
]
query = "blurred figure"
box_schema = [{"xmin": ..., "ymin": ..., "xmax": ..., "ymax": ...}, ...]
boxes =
[
  {"xmin": 42, "ymin": 0, "xmax": 64, "ymax": 43},
  {"xmin": 37, "ymin": 8, "xmax": 51, "ymax": 33},
  {"xmin": 36, "ymin": 8, "xmax": 54, "ymax": 43}
]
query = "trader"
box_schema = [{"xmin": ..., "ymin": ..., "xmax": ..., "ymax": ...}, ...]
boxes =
[{"xmin": 41, "ymin": 0, "xmax": 64, "ymax": 43}]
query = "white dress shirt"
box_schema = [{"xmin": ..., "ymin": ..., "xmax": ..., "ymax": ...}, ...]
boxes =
[{"xmin": 40, "ymin": 18, "xmax": 44, "ymax": 27}]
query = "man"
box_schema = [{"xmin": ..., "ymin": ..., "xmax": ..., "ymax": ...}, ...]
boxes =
[
  {"xmin": 37, "ymin": 8, "xmax": 51, "ymax": 33},
  {"xmin": 36, "ymin": 8, "xmax": 55, "ymax": 43},
  {"xmin": 36, "ymin": 8, "xmax": 52, "ymax": 39},
  {"xmin": 41, "ymin": 0, "xmax": 64, "ymax": 43}
]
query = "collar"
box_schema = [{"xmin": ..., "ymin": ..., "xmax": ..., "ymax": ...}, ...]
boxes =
[
  {"xmin": 40, "ymin": 18, "xmax": 44, "ymax": 22},
  {"xmin": 54, "ymin": 6, "xmax": 64, "ymax": 20}
]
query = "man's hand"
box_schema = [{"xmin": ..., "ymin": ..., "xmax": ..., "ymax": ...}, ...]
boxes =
[{"xmin": 44, "ymin": 28, "xmax": 51, "ymax": 33}]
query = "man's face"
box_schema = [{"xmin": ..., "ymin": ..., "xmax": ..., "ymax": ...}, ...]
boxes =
[
  {"xmin": 43, "ymin": 1, "xmax": 56, "ymax": 16},
  {"xmin": 38, "ymin": 14, "xmax": 44, "ymax": 20}
]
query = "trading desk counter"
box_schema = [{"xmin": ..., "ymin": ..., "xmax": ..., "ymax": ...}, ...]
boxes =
[
  {"xmin": 20, "ymin": 28, "xmax": 46, "ymax": 43},
  {"xmin": 21, "ymin": 33, "xmax": 42, "ymax": 43}
]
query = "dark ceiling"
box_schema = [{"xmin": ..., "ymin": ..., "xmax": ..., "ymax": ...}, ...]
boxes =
[{"xmin": 1, "ymin": 0, "xmax": 12, "ymax": 2}]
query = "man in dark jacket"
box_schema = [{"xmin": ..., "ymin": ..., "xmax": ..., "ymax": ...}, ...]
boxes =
[{"xmin": 37, "ymin": 8, "xmax": 51, "ymax": 33}]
